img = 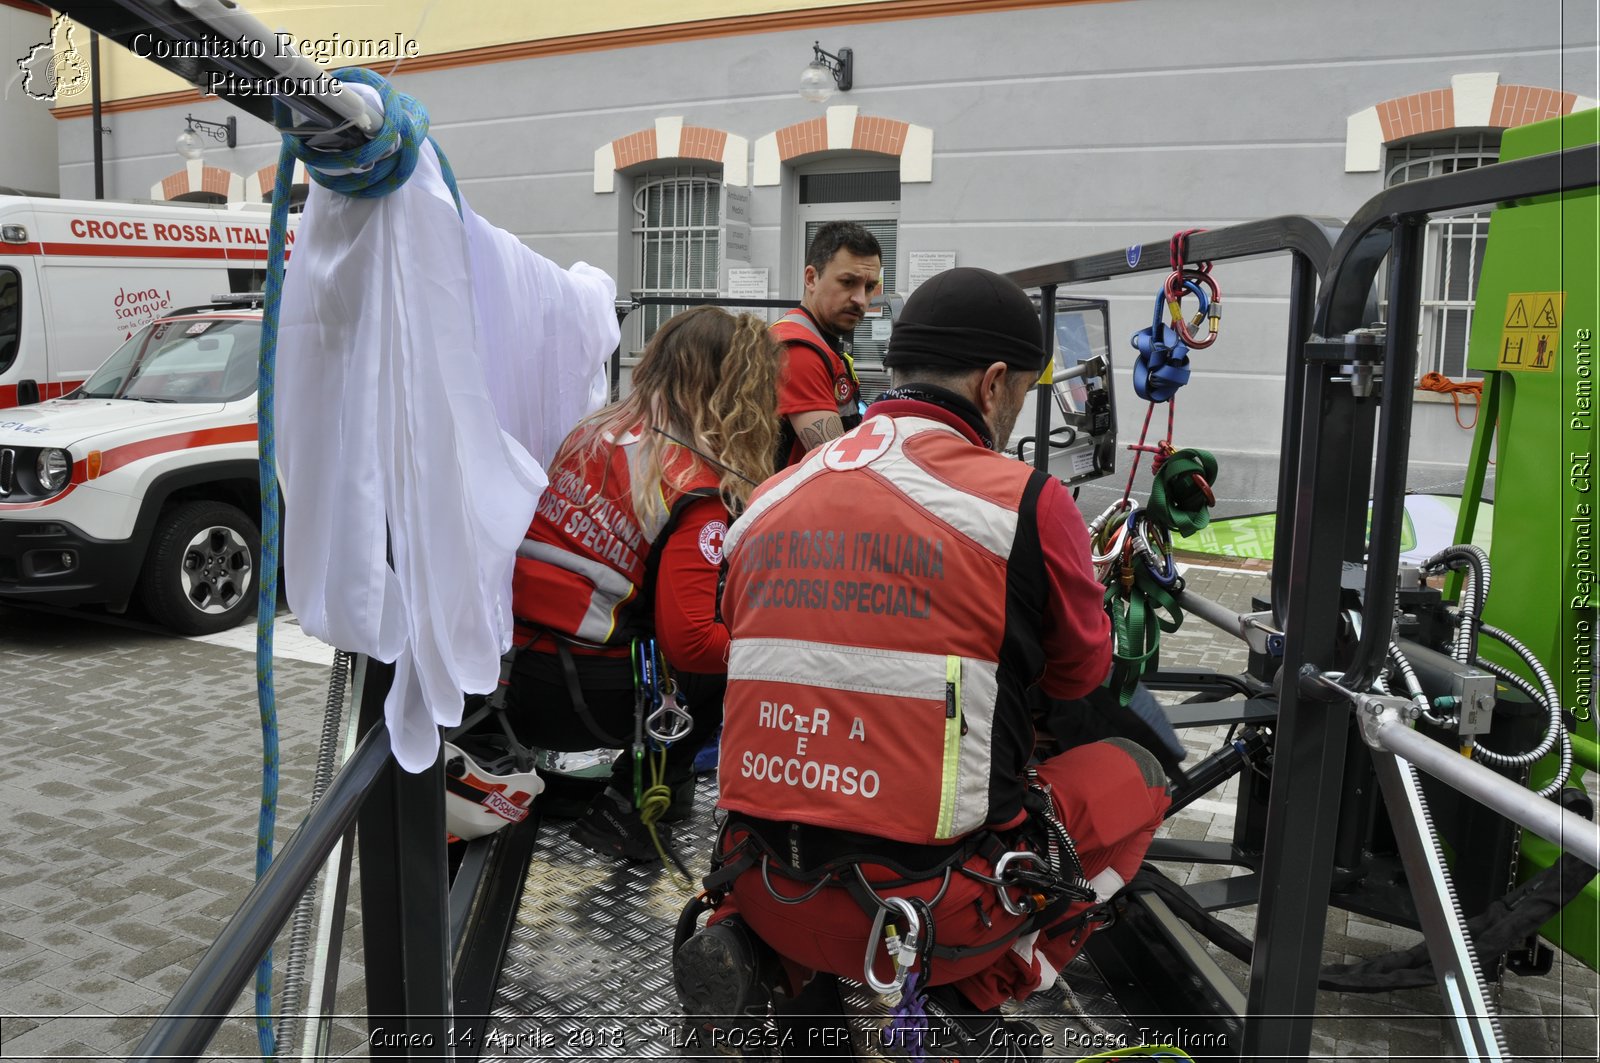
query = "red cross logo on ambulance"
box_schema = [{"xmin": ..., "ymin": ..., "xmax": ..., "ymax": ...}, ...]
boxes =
[
  {"xmin": 823, "ymin": 416, "xmax": 895, "ymax": 471},
  {"xmin": 699, "ymin": 520, "xmax": 728, "ymax": 564}
]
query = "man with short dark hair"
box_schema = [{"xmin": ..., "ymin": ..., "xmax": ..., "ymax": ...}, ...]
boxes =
[
  {"xmin": 772, "ymin": 220, "xmax": 882, "ymax": 466},
  {"xmin": 674, "ymin": 267, "xmax": 1172, "ymax": 1061}
]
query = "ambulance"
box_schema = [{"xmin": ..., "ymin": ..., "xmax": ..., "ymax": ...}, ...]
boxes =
[{"xmin": 0, "ymin": 195, "xmax": 296, "ymax": 408}]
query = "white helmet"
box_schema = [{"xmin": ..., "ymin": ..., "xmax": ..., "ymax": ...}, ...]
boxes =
[{"xmin": 443, "ymin": 742, "xmax": 545, "ymax": 842}]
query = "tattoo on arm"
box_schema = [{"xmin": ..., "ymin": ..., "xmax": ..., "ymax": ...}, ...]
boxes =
[{"xmin": 795, "ymin": 413, "xmax": 846, "ymax": 452}]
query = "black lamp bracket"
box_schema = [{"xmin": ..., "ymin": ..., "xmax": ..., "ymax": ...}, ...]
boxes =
[
  {"xmin": 811, "ymin": 42, "xmax": 853, "ymax": 93},
  {"xmin": 185, "ymin": 113, "xmax": 237, "ymax": 149}
]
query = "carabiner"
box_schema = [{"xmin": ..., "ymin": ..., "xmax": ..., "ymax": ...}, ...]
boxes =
[
  {"xmin": 863, "ymin": 895, "xmax": 921, "ymax": 996},
  {"xmin": 993, "ymin": 851, "xmax": 1048, "ymax": 917},
  {"xmin": 1135, "ymin": 522, "xmax": 1180, "ymax": 586},
  {"xmin": 1086, "ymin": 497, "xmax": 1133, "ymax": 537}
]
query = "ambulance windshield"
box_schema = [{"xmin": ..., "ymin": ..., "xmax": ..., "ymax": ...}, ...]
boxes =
[{"xmin": 75, "ymin": 317, "xmax": 262, "ymax": 404}]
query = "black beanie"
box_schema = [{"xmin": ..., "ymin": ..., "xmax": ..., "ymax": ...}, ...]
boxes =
[{"xmin": 883, "ymin": 266, "xmax": 1046, "ymax": 373}]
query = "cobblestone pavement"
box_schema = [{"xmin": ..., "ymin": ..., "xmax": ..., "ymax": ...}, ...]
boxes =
[
  {"xmin": 0, "ymin": 563, "xmax": 1596, "ymax": 1061},
  {"xmin": 0, "ymin": 604, "xmax": 371, "ymax": 1061}
]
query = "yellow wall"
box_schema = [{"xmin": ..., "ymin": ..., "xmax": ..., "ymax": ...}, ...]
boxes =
[{"xmin": 64, "ymin": 0, "xmax": 882, "ymax": 104}]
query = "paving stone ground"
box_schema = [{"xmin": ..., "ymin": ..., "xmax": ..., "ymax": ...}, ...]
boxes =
[
  {"xmin": 0, "ymin": 605, "xmax": 370, "ymax": 1061},
  {"xmin": 0, "ymin": 562, "xmax": 1595, "ymax": 1061}
]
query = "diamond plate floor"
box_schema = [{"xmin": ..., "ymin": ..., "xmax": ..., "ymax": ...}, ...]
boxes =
[
  {"xmin": 479, "ymin": 564, "xmax": 1597, "ymax": 1063},
  {"xmin": 484, "ymin": 777, "xmax": 1138, "ymax": 1061}
]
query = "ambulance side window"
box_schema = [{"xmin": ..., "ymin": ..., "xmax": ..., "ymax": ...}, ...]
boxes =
[{"xmin": 0, "ymin": 268, "xmax": 19, "ymax": 374}]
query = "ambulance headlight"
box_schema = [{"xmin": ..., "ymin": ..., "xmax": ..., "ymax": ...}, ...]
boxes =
[{"xmin": 36, "ymin": 449, "xmax": 71, "ymax": 493}]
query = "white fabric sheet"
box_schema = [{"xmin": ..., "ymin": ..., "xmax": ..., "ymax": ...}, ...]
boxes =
[{"xmin": 275, "ymin": 132, "xmax": 617, "ymax": 772}]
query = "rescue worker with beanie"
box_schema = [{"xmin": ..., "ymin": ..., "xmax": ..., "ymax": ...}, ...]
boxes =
[
  {"xmin": 672, "ymin": 268, "xmax": 1173, "ymax": 1059},
  {"xmin": 506, "ymin": 306, "xmax": 780, "ymax": 862},
  {"xmin": 772, "ymin": 221, "xmax": 882, "ymax": 466}
]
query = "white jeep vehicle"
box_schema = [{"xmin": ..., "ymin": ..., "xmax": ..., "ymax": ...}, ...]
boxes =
[{"xmin": 0, "ymin": 298, "xmax": 264, "ymax": 634}]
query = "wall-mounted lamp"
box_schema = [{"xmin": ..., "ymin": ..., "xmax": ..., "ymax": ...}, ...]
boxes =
[
  {"xmin": 799, "ymin": 41, "xmax": 852, "ymax": 103},
  {"xmin": 175, "ymin": 113, "xmax": 236, "ymax": 160}
]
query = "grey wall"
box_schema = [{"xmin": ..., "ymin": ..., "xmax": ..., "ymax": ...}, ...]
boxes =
[{"xmin": 54, "ymin": 0, "xmax": 1598, "ymax": 513}]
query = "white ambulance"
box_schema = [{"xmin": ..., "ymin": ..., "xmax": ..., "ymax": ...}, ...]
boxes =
[{"xmin": 0, "ymin": 195, "xmax": 295, "ymax": 409}]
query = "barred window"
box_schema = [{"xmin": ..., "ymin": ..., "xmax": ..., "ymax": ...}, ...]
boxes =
[
  {"xmin": 632, "ymin": 170, "xmax": 721, "ymax": 349},
  {"xmin": 1384, "ymin": 132, "xmax": 1500, "ymax": 380}
]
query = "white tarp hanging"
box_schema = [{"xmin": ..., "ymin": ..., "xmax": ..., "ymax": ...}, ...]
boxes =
[{"xmin": 275, "ymin": 135, "xmax": 618, "ymax": 772}]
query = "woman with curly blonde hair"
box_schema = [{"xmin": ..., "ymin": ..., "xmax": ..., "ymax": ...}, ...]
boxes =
[{"xmin": 508, "ymin": 306, "xmax": 780, "ymax": 861}]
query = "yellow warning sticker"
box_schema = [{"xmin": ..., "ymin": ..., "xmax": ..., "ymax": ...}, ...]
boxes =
[{"xmin": 1499, "ymin": 292, "xmax": 1564, "ymax": 372}]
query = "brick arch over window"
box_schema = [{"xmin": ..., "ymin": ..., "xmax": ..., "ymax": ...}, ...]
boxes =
[
  {"xmin": 592, "ymin": 117, "xmax": 747, "ymax": 193},
  {"xmin": 251, "ymin": 160, "xmax": 310, "ymax": 202},
  {"xmin": 150, "ymin": 162, "xmax": 245, "ymax": 203},
  {"xmin": 751, "ymin": 106, "xmax": 932, "ymax": 186},
  {"xmin": 1345, "ymin": 72, "xmax": 1599, "ymax": 171}
]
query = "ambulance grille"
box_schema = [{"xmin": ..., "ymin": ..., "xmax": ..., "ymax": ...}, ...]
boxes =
[{"xmin": 0, "ymin": 447, "xmax": 14, "ymax": 497}]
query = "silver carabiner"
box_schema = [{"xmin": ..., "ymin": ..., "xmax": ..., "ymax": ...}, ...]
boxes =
[
  {"xmin": 862, "ymin": 895, "xmax": 921, "ymax": 996},
  {"xmin": 993, "ymin": 851, "xmax": 1047, "ymax": 917},
  {"xmin": 1086, "ymin": 497, "xmax": 1132, "ymax": 536},
  {"xmin": 645, "ymin": 682, "xmax": 694, "ymax": 744}
]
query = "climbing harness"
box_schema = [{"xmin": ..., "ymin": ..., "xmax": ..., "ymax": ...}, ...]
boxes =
[{"xmin": 697, "ymin": 793, "xmax": 1105, "ymax": 1007}]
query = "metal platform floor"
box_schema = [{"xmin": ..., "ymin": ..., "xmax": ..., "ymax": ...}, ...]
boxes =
[
  {"xmin": 474, "ymin": 565, "xmax": 1597, "ymax": 1063},
  {"xmin": 483, "ymin": 774, "xmax": 1139, "ymax": 1061}
]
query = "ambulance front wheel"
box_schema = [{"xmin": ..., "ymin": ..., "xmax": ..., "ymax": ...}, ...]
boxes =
[{"xmin": 138, "ymin": 500, "xmax": 259, "ymax": 635}]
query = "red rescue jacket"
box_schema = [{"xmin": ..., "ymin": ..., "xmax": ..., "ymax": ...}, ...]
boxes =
[{"xmin": 718, "ymin": 413, "xmax": 1052, "ymax": 844}]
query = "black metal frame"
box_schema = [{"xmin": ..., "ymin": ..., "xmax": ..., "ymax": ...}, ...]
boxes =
[
  {"xmin": 1006, "ymin": 215, "xmax": 1342, "ymax": 631},
  {"xmin": 1246, "ymin": 141, "xmax": 1600, "ymax": 1061}
]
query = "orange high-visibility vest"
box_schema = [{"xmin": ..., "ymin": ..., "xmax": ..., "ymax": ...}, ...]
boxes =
[{"xmin": 719, "ymin": 413, "xmax": 1048, "ymax": 844}]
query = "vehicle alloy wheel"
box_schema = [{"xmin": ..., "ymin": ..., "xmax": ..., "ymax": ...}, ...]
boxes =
[
  {"xmin": 181, "ymin": 524, "xmax": 252, "ymax": 615},
  {"xmin": 138, "ymin": 500, "xmax": 259, "ymax": 635}
]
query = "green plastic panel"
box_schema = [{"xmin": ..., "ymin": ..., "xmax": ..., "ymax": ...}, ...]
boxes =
[{"xmin": 1459, "ymin": 108, "xmax": 1599, "ymax": 969}]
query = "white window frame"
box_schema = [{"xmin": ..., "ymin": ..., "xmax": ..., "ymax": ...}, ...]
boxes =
[
  {"xmin": 630, "ymin": 168, "xmax": 721, "ymax": 353},
  {"xmin": 1384, "ymin": 132, "xmax": 1501, "ymax": 381}
]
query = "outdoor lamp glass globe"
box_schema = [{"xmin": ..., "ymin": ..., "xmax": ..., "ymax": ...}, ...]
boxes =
[
  {"xmin": 799, "ymin": 61, "xmax": 834, "ymax": 103},
  {"xmin": 175, "ymin": 128, "xmax": 205, "ymax": 161}
]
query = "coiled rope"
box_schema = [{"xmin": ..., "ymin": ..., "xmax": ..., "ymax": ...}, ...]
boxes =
[
  {"xmin": 253, "ymin": 67, "xmax": 459, "ymax": 1057},
  {"xmin": 1418, "ymin": 371, "xmax": 1484, "ymax": 431}
]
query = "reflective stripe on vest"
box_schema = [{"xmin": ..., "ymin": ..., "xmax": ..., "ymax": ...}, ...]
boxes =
[
  {"xmin": 720, "ymin": 415, "xmax": 1031, "ymax": 844},
  {"xmin": 728, "ymin": 415, "xmax": 1020, "ymax": 560},
  {"xmin": 516, "ymin": 539, "xmax": 637, "ymax": 644}
]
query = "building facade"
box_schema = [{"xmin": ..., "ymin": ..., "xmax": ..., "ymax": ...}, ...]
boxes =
[{"xmin": 34, "ymin": 0, "xmax": 1600, "ymax": 507}]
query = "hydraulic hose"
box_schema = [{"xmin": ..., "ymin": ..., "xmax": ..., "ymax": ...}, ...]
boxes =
[
  {"xmin": 273, "ymin": 651, "xmax": 353, "ymax": 1054},
  {"xmin": 1423, "ymin": 545, "xmax": 1490, "ymax": 665},
  {"xmin": 1387, "ymin": 642, "xmax": 1445, "ymax": 725},
  {"xmin": 1471, "ymin": 624, "xmax": 1573, "ymax": 798}
]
